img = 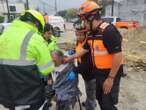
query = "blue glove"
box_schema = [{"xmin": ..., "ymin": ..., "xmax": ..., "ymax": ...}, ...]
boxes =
[
  {"xmin": 67, "ymin": 71, "xmax": 76, "ymax": 81},
  {"xmin": 68, "ymin": 50, "xmax": 75, "ymax": 55}
]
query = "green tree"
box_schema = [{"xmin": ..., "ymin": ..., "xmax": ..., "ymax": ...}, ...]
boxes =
[
  {"xmin": 0, "ymin": 16, "xmax": 4, "ymax": 23},
  {"xmin": 66, "ymin": 8, "xmax": 78, "ymax": 19},
  {"xmin": 57, "ymin": 8, "xmax": 78, "ymax": 21},
  {"xmin": 56, "ymin": 10, "xmax": 67, "ymax": 17}
]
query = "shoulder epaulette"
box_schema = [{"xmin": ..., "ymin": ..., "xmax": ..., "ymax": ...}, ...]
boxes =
[{"xmin": 99, "ymin": 22, "xmax": 110, "ymax": 32}]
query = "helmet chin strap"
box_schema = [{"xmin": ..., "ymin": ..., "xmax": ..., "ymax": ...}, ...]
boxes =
[
  {"xmin": 86, "ymin": 14, "xmax": 97, "ymax": 32},
  {"xmin": 88, "ymin": 17, "xmax": 96, "ymax": 34},
  {"xmin": 86, "ymin": 11, "xmax": 102, "ymax": 33},
  {"xmin": 89, "ymin": 20, "xmax": 93, "ymax": 32}
]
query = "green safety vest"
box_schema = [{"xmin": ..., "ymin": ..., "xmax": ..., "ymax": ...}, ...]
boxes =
[
  {"xmin": 47, "ymin": 35, "xmax": 58, "ymax": 52},
  {"xmin": 0, "ymin": 19, "xmax": 54, "ymax": 75},
  {"xmin": 51, "ymin": 35, "xmax": 57, "ymax": 42}
]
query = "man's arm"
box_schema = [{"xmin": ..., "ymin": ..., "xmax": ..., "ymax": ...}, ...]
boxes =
[
  {"xmin": 102, "ymin": 24, "xmax": 123, "ymax": 94},
  {"xmin": 65, "ymin": 48, "xmax": 88, "ymax": 62},
  {"xmin": 30, "ymin": 34, "xmax": 55, "ymax": 75},
  {"xmin": 103, "ymin": 52, "xmax": 122, "ymax": 94},
  {"xmin": 108, "ymin": 52, "xmax": 122, "ymax": 78}
]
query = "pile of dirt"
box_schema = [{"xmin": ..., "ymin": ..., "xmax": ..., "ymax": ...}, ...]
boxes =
[
  {"xmin": 129, "ymin": 60, "xmax": 146, "ymax": 71},
  {"xmin": 122, "ymin": 27, "xmax": 146, "ymax": 63}
]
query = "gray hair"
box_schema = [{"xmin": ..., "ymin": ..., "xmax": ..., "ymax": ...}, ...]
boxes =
[{"xmin": 51, "ymin": 50, "xmax": 64, "ymax": 58}]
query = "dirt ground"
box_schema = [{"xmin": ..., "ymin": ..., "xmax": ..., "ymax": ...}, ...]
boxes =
[{"xmin": 0, "ymin": 23, "xmax": 146, "ymax": 110}]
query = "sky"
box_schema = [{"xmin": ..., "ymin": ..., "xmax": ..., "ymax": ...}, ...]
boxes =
[
  {"xmin": 13, "ymin": 0, "xmax": 122, "ymax": 11},
  {"xmin": 12, "ymin": 0, "xmax": 122, "ymax": 14},
  {"xmin": 8, "ymin": 0, "xmax": 87, "ymax": 14},
  {"xmin": 28, "ymin": 0, "xmax": 87, "ymax": 15},
  {"xmin": 46, "ymin": 0, "xmax": 122, "ymax": 11},
  {"xmin": 39, "ymin": 0, "xmax": 122, "ymax": 13},
  {"xmin": 54, "ymin": 0, "xmax": 86, "ymax": 11}
]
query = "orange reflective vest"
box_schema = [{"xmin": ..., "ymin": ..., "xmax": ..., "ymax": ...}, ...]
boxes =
[
  {"xmin": 87, "ymin": 37, "xmax": 113, "ymax": 69},
  {"xmin": 87, "ymin": 22, "xmax": 123, "ymax": 69}
]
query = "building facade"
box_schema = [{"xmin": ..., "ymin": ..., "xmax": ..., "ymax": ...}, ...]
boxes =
[
  {"xmin": 105, "ymin": 0, "xmax": 146, "ymax": 26},
  {"xmin": 0, "ymin": 0, "xmax": 25, "ymax": 22}
]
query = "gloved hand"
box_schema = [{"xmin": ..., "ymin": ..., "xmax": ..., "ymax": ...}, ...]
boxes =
[
  {"xmin": 67, "ymin": 71, "xmax": 76, "ymax": 81},
  {"xmin": 68, "ymin": 50, "xmax": 75, "ymax": 55}
]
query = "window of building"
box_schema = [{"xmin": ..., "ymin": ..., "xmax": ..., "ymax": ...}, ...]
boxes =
[{"xmin": 9, "ymin": 6, "xmax": 16, "ymax": 12}]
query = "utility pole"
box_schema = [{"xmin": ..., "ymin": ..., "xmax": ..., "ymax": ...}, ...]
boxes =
[
  {"xmin": 26, "ymin": 0, "xmax": 29, "ymax": 10},
  {"xmin": 55, "ymin": 0, "xmax": 57, "ymax": 14},
  {"xmin": 111, "ymin": 0, "xmax": 114, "ymax": 16},
  {"xmin": 6, "ymin": 0, "xmax": 10, "ymax": 22}
]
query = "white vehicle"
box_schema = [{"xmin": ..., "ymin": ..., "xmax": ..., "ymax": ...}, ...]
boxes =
[
  {"xmin": 44, "ymin": 15, "xmax": 66, "ymax": 32},
  {"xmin": 102, "ymin": 16, "xmax": 121, "ymax": 24}
]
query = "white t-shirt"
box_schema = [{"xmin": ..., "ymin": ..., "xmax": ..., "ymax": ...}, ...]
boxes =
[{"xmin": 51, "ymin": 63, "xmax": 69, "ymax": 81}]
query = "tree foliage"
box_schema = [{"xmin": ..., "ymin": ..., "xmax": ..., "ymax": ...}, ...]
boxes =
[
  {"xmin": 0, "ymin": 16, "xmax": 4, "ymax": 23},
  {"xmin": 66, "ymin": 8, "xmax": 78, "ymax": 19},
  {"xmin": 57, "ymin": 8, "xmax": 78, "ymax": 21}
]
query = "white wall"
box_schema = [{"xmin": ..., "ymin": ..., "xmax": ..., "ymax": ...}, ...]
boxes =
[{"xmin": 0, "ymin": 3, "xmax": 24, "ymax": 14}]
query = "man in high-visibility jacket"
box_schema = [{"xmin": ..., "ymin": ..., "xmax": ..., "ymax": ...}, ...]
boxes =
[
  {"xmin": 0, "ymin": 10, "xmax": 54, "ymax": 110},
  {"xmin": 43, "ymin": 23, "xmax": 58, "ymax": 52},
  {"xmin": 43, "ymin": 23, "xmax": 58, "ymax": 108},
  {"xmin": 66, "ymin": 1, "xmax": 123, "ymax": 110}
]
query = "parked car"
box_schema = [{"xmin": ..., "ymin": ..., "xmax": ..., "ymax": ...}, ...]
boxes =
[{"xmin": 102, "ymin": 16, "xmax": 140, "ymax": 29}]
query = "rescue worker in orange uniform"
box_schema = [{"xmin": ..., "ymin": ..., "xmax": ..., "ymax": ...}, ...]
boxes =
[
  {"xmin": 66, "ymin": 1, "xmax": 123, "ymax": 110},
  {"xmin": 73, "ymin": 20, "xmax": 96, "ymax": 110}
]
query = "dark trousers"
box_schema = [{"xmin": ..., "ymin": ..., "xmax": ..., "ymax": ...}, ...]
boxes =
[
  {"xmin": 84, "ymin": 79, "xmax": 96, "ymax": 110},
  {"xmin": 95, "ymin": 66, "xmax": 123, "ymax": 110},
  {"xmin": 56, "ymin": 100, "xmax": 72, "ymax": 110},
  {"xmin": 56, "ymin": 97, "xmax": 77, "ymax": 110}
]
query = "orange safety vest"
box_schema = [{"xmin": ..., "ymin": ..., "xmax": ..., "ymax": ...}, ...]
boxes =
[
  {"xmin": 87, "ymin": 37, "xmax": 123, "ymax": 69},
  {"xmin": 87, "ymin": 37, "xmax": 113, "ymax": 69},
  {"xmin": 87, "ymin": 22, "xmax": 123, "ymax": 69}
]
